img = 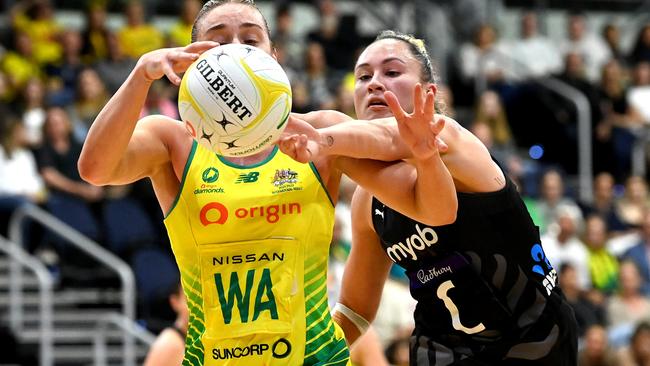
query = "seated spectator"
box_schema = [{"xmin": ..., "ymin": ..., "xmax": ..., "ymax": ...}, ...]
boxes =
[
  {"xmin": 45, "ymin": 29, "xmax": 84, "ymax": 107},
  {"xmin": 70, "ymin": 68, "xmax": 110, "ymax": 139},
  {"xmin": 19, "ymin": 77, "xmax": 47, "ymax": 149},
  {"xmin": 81, "ymin": 1, "xmax": 111, "ymax": 63},
  {"xmin": 300, "ymin": 42, "xmax": 336, "ymax": 110},
  {"xmin": 93, "ymin": 33, "xmax": 136, "ymax": 94},
  {"xmin": 1, "ymin": 31, "xmax": 42, "ymax": 91},
  {"xmin": 558, "ymin": 12, "xmax": 611, "ymax": 83},
  {"xmin": 542, "ymin": 204, "xmax": 591, "ymax": 289},
  {"xmin": 272, "ymin": 3, "xmax": 303, "ymax": 72},
  {"xmin": 535, "ymin": 168, "xmax": 583, "ymax": 233},
  {"xmin": 139, "ymin": 80, "xmax": 178, "ymax": 119},
  {"xmin": 510, "ymin": 11, "xmax": 562, "ymax": 78},
  {"xmin": 116, "ymin": 0, "xmax": 163, "ymax": 59},
  {"xmin": 617, "ymin": 321, "xmax": 650, "ymax": 366},
  {"xmin": 627, "ymin": 61, "xmax": 650, "ymax": 124},
  {"xmin": 579, "ymin": 172, "xmax": 630, "ymax": 236},
  {"xmin": 167, "ymin": 0, "xmax": 200, "ymax": 48},
  {"xmin": 0, "ymin": 114, "xmax": 45, "ymax": 234},
  {"xmin": 583, "ymin": 214, "xmax": 619, "ymax": 295},
  {"xmin": 622, "ymin": 208, "xmax": 650, "ymax": 295},
  {"xmin": 474, "ymin": 90, "xmax": 513, "ymax": 149},
  {"xmin": 10, "ymin": 0, "xmax": 62, "ymax": 66},
  {"xmin": 596, "ymin": 61, "xmax": 645, "ymax": 182},
  {"xmin": 602, "ymin": 23, "xmax": 627, "ymax": 66},
  {"xmin": 558, "ymin": 263, "xmax": 606, "ymax": 337},
  {"xmin": 629, "ymin": 24, "xmax": 650, "ymax": 65},
  {"xmin": 606, "ymin": 260, "xmax": 650, "ymax": 331},
  {"xmin": 38, "ymin": 107, "xmax": 104, "ymax": 204},
  {"xmin": 616, "ymin": 176, "xmax": 650, "ymax": 228},
  {"xmin": 578, "ymin": 324, "xmax": 621, "ymax": 366},
  {"xmin": 459, "ymin": 23, "xmax": 511, "ymax": 88}
]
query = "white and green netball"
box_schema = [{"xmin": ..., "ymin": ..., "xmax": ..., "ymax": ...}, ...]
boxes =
[{"xmin": 178, "ymin": 43, "xmax": 292, "ymax": 157}]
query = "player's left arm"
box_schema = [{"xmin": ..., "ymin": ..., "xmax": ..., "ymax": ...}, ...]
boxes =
[
  {"xmin": 336, "ymin": 84, "xmax": 458, "ymax": 226},
  {"xmin": 282, "ymin": 111, "xmax": 414, "ymax": 163}
]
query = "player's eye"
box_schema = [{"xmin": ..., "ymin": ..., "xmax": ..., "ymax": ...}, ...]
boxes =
[{"xmin": 357, "ymin": 74, "xmax": 371, "ymax": 81}]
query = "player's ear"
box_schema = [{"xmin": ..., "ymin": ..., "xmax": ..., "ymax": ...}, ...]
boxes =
[{"xmin": 271, "ymin": 45, "xmax": 278, "ymax": 61}]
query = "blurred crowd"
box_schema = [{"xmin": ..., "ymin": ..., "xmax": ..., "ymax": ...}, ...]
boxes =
[{"xmin": 3, "ymin": 0, "xmax": 650, "ymax": 365}]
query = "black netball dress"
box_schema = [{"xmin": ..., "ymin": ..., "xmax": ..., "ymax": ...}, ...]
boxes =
[{"xmin": 371, "ymin": 175, "xmax": 577, "ymax": 365}]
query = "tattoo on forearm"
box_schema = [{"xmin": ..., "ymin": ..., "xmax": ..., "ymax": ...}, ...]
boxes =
[
  {"xmin": 494, "ymin": 176, "xmax": 504, "ymax": 185},
  {"xmin": 326, "ymin": 135, "xmax": 334, "ymax": 147}
]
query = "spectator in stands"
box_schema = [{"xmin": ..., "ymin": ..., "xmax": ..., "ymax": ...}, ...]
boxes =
[
  {"xmin": 38, "ymin": 106, "xmax": 103, "ymax": 205},
  {"xmin": 616, "ymin": 175, "xmax": 650, "ymax": 228},
  {"xmin": 577, "ymin": 324, "xmax": 621, "ymax": 366},
  {"xmin": 139, "ymin": 80, "xmax": 178, "ymax": 119},
  {"xmin": 629, "ymin": 24, "xmax": 650, "ymax": 65},
  {"xmin": 579, "ymin": 172, "xmax": 630, "ymax": 236},
  {"xmin": 19, "ymin": 77, "xmax": 47, "ymax": 149},
  {"xmin": 602, "ymin": 23, "xmax": 627, "ymax": 66},
  {"xmin": 1, "ymin": 31, "xmax": 42, "ymax": 91},
  {"xmin": 606, "ymin": 259, "xmax": 650, "ymax": 331},
  {"xmin": 81, "ymin": 1, "xmax": 111, "ymax": 63},
  {"xmin": 510, "ymin": 11, "xmax": 562, "ymax": 79},
  {"xmin": 333, "ymin": 74, "xmax": 357, "ymax": 118},
  {"xmin": 272, "ymin": 3, "xmax": 303, "ymax": 72},
  {"xmin": 558, "ymin": 12, "xmax": 611, "ymax": 83},
  {"xmin": 116, "ymin": 0, "xmax": 164, "ymax": 59},
  {"xmin": 535, "ymin": 168, "xmax": 583, "ymax": 233},
  {"xmin": 301, "ymin": 42, "xmax": 336, "ymax": 110},
  {"xmin": 0, "ymin": 114, "xmax": 45, "ymax": 234},
  {"xmin": 10, "ymin": 0, "xmax": 62, "ymax": 66},
  {"xmin": 558, "ymin": 263, "xmax": 606, "ymax": 338},
  {"xmin": 143, "ymin": 282, "xmax": 188, "ymax": 366},
  {"xmin": 459, "ymin": 23, "xmax": 510, "ymax": 88},
  {"xmin": 0, "ymin": 71, "xmax": 14, "ymax": 104},
  {"xmin": 542, "ymin": 204, "xmax": 591, "ymax": 289},
  {"xmin": 583, "ymin": 214, "xmax": 619, "ymax": 295},
  {"xmin": 46, "ymin": 29, "xmax": 84, "ymax": 107},
  {"xmin": 553, "ymin": 51, "xmax": 606, "ymax": 173},
  {"xmin": 596, "ymin": 60, "xmax": 645, "ymax": 182},
  {"xmin": 617, "ymin": 321, "xmax": 650, "ymax": 366},
  {"xmin": 473, "ymin": 90, "xmax": 513, "ymax": 148},
  {"xmin": 167, "ymin": 0, "xmax": 201, "ymax": 48},
  {"xmin": 93, "ymin": 32, "xmax": 136, "ymax": 94},
  {"xmin": 627, "ymin": 61, "xmax": 650, "ymax": 123},
  {"xmin": 70, "ymin": 68, "xmax": 109, "ymax": 139},
  {"xmin": 622, "ymin": 208, "xmax": 650, "ymax": 295},
  {"xmin": 306, "ymin": 0, "xmax": 360, "ymax": 78}
]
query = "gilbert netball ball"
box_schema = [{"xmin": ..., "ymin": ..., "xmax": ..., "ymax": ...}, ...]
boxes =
[{"xmin": 178, "ymin": 43, "xmax": 292, "ymax": 157}]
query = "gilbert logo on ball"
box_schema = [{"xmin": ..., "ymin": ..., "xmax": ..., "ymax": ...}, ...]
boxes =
[{"xmin": 178, "ymin": 43, "xmax": 292, "ymax": 157}]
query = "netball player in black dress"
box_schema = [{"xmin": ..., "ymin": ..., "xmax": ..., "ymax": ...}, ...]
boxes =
[{"xmin": 331, "ymin": 31, "xmax": 578, "ymax": 365}]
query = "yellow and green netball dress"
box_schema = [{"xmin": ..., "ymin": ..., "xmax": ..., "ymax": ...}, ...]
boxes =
[{"xmin": 164, "ymin": 141, "xmax": 350, "ymax": 366}]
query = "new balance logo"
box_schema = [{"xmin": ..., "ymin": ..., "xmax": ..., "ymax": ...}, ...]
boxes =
[
  {"xmin": 236, "ymin": 172, "xmax": 259, "ymax": 184},
  {"xmin": 374, "ymin": 209, "xmax": 384, "ymax": 219}
]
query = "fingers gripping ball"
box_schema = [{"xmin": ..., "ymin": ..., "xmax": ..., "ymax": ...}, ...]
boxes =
[{"xmin": 178, "ymin": 44, "xmax": 292, "ymax": 157}]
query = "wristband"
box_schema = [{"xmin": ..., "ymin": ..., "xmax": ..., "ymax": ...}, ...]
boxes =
[{"xmin": 333, "ymin": 302, "xmax": 370, "ymax": 335}]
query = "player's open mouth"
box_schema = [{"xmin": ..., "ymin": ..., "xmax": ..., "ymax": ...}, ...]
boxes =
[{"xmin": 367, "ymin": 98, "xmax": 388, "ymax": 109}]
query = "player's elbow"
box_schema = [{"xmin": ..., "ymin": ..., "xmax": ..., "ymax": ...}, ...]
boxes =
[
  {"xmin": 77, "ymin": 156, "xmax": 110, "ymax": 186},
  {"xmin": 440, "ymin": 197, "xmax": 459, "ymax": 224}
]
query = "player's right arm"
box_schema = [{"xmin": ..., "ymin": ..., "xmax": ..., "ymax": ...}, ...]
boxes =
[
  {"xmin": 78, "ymin": 42, "xmax": 218, "ymax": 185},
  {"xmin": 333, "ymin": 186, "xmax": 393, "ymax": 345}
]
